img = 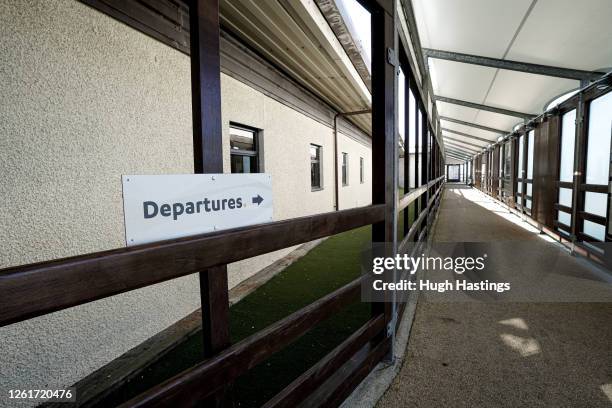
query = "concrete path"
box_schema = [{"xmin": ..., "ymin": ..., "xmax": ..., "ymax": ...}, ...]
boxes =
[{"xmin": 377, "ymin": 185, "xmax": 612, "ymax": 408}]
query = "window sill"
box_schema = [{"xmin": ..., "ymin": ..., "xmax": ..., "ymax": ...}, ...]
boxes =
[{"xmin": 311, "ymin": 187, "xmax": 324, "ymax": 192}]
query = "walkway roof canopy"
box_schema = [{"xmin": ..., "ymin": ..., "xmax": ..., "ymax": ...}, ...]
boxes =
[
  {"xmin": 220, "ymin": 0, "xmax": 372, "ymax": 132},
  {"xmin": 412, "ymin": 0, "xmax": 612, "ymax": 158}
]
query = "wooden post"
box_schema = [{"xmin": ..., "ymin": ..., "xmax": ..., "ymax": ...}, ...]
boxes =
[
  {"xmin": 571, "ymin": 94, "xmax": 586, "ymax": 239},
  {"xmin": 403, "ymin": 63, "xmax": 410, "ymax": 236},
  {"xmin": 420, "ymin": 109, "xmax": 428, "ymax": 234},
  {"xmin": 189, "ymin": 0, "xmax": 230, "ymax": 361},
  {"xmin": 370, "ymin": 0, "xmax": 395, "ymax": 356}
]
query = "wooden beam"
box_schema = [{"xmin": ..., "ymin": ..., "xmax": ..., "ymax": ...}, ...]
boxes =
[
  {"xmin": 370, "ymin": 0, "xmax": 395, "ymax": 357},
  {"xmin": 0, "ymin": 202, "xmax": 383, "ymax": 328},
  {"xmin": 120, "ymin": 278, "xmax": 363, "ymax": 407},
  {"xmin": 189, "ymin": 0, "xmax": 230, "ymax": 372},
  {"xmin": 261, "ymin": 315, "xmax": 385, "ymax": 408}
]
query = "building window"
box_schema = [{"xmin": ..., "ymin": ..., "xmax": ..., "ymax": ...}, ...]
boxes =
[
  {"xmin": 230, "ymin": 124, "xmax": 259, "ymax": 173},
  {"xmin": 342, "ymin": 152, "xmax": 349, "ymax": 186},
  {"xmin": 360, "ymin": 157, "xmax": 364, "ymax": 183},
  {"xmin": 310, "ymin": 144, "xmax": 322, "ymax": 190}
]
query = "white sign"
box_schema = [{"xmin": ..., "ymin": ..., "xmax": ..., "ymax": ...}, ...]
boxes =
[{"xmin": 122, "ymin": 174, "xmax": 273, "ymax": 246}]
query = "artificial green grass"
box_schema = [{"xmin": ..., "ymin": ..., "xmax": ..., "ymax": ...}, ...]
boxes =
[{"xmin": 95, "ymin": 226, "xmax": 372, "ymax": 408}]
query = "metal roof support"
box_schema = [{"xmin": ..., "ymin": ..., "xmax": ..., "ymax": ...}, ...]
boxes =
[
  {"xmin": 423, "ymin": 48, "xmax": 605, "ymax": 81},
  {"xmin": 434, "ymin": 96, "xmax": 537, "ymax": 119},
  {"xmin": 446, "ymin": 146, "xmax": 475, "ymax": 156},
  {"xmin": 447, "ymin": 149, "xmax": 478, "ymax": 160},
  {"xmin": 442, "ymin": 127, "xmax": 497, "ymax": 144},
  {"xmin": 440, "ymin": 117, "xmax": 507, "ymax": 135},
  {"xmin": 446, "ymin": 152, "xmax": 471, "ymax": 160},
  {"xmin": 444, "ymin": 141, "xmax": 480, "ymax": 153},
  {"xmin": 443, "ymin": 136, "xmax": 488, "ymax": 149}
]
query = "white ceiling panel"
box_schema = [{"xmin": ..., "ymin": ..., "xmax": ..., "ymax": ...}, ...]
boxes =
[
  {"xmin": 429, "ymin": 59, "xmax": 497, "ymax": 101},
  {"xmin": 436, "ymin": 101, "xmax": 481, "ymax": 122},
  {"xmin": 437, "ymin": 101, "xmax": 518, "ymax": 132},
  {"xmin": 444, "ymin": 143, "xmax": 482, "ymax": 155},
  {"xmin": 485, "ymin": 70, "xmax": 579, "ymax": 114},
  {"xmin": 506, "ymin": 0, "xmax": 612, "ymax": 71},
  {"xmin": 412, "ymin": 0, "xmax": 533, "ymax": 57},
  {"xmin": 441, "ymin": 121, "xmax": 501, "ymax": 140},
  {"xmin": 473, "ymin": 110, "xmax": 523, "ymax": 131}
]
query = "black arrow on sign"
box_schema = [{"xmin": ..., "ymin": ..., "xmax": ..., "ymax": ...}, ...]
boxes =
[{"xmin": 252, "ymin": 194, "xmax": 264, "ymax": 205}]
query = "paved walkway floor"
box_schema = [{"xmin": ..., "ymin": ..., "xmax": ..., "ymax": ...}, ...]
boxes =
[{"xmin": 377, "ymin": 185, "xmax": 612, "ymax": 408}]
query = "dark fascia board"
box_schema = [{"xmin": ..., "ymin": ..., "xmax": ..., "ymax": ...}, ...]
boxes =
[
  {"xmin": 79, "ymin": 0, "xmax": 372, "ymax": 146},
  {"xmin": 79, "ymin": 0, "xmax": 190, "ymax": 53},
  {"xmin": 423, "ymin": 48, "xmax": 605, "ymax": 81},
  {"xmin": 435, "ymin": 96, "xmax": 537, "ymax": 120}
]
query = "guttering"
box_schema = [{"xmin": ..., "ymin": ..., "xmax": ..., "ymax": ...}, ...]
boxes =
[{"xmin": 333, "ymin": 109, "xmax": 372, "ymax": 210}]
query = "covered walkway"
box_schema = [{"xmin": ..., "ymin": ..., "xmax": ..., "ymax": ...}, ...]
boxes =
[{"xmin": 378, "ymin": 185, "xmax": 612, "ymax": 408}]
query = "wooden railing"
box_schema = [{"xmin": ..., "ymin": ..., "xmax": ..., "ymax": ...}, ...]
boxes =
[
  {"xmin": 0, "ymin": 177, "xmax": 443, "ymax": 407},
  {"xmin": 0, "ymin": 204, "xmax": 384, "ymax": 327},
  {"xmin": 0, "ymin": 176, "xmax": 445, "ymax": 407}
]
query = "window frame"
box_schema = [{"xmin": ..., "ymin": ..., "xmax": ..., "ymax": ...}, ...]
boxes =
[
  {"xmin": 342, "ymin": 152, "xmax": 349, "ymax": 186},
  {"xmin": 229, "ymin": 122, "xmax": 261, "ymax": 174},
  {"xmin": 310, "ymin": 143, "xmax": 323, "ymax": 191},
  {"xmin": 360, "ymin": 157, "xmax": 364, "ymax": 184}
]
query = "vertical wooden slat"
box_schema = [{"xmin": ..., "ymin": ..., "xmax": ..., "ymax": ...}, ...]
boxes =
[
  {"xmin": 189, "ymin": 0, "xmax": 230, "ymax": 375},
  {"xmin": 370, "ymin": 0, "xmax": 395, "ymax": 351},
  {"xmin": 414, "ymin": 98, "xmax": 420, "ymax": 227},
  {"xmin": 420, "ymin": 108, "xmax": 428, "ymax": 235},
  {"xmin": 533, "ymin": 116, "xmax": 560, "ymax": 227},
  {"xmin": 403, "ymin": 65, "xmax": 410, "ymax": 236},
  {"xmin": 571, "ymin": 94, "xmax": 586, "ymax": 238}
]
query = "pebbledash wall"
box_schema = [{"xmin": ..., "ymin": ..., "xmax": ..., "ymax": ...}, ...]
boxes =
[{"xmin": 0, "ymin": 0, "xmax": 372, "ymax": 404}]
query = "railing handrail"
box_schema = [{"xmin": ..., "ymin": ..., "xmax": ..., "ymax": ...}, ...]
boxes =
[
  {"xmin": 119, "ymin": 277, "xmax": 364, "ymax": 407},
  {"xmin": 397, "ymin": 175, "xmax": 444, "ymax": 212},
  {"xmin": 0, "ymin": 204, "xmax": 385, "ymax": 327}
]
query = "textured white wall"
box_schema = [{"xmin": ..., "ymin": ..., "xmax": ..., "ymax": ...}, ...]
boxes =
[
  {"xmin": 337, "ymin": 134, "xmax": 372, "ymax": 210},
  {"xmin": 0, "ymin": 1, "xmax": 372, "ymax": 406}
]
